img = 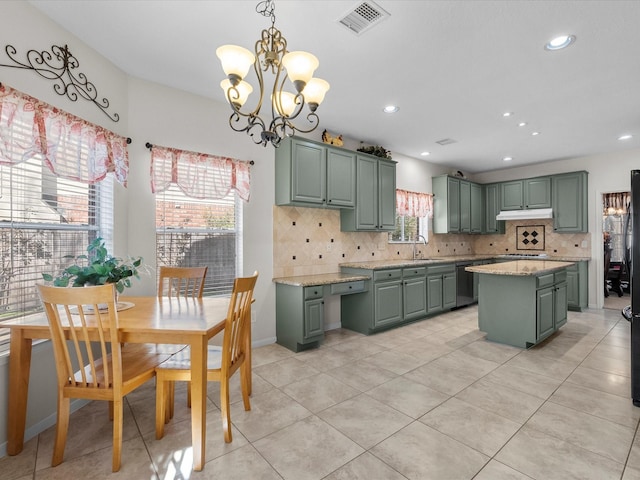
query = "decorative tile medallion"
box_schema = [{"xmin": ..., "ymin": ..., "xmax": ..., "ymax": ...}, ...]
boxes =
[{"xmin": 516, "ymin": 225, "xmax": 545, "ymax": 251}]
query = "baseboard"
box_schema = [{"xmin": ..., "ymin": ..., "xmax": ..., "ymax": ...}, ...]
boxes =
[
  {"xmin": 325, "ymin": 321, "xmax": 342, "ymax": 331},
  {"xmin": 251, "ymin": 336, "xmax": 277, "ymax": 349}
]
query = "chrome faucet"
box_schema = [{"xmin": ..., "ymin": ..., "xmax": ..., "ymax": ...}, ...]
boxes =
[{"xmin": 412, "ymin": 234, "xmax": 427, "ymax": 260}]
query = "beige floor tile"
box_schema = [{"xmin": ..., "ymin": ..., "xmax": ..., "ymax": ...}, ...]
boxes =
[
  {"xmin": 371, "ymin": 421, "xmax": 489, "ymax": 479},
  {"xmin": 483, "ymin": 363, "xmax": 563, "ymax": 399},
  {"xmin": 359, "ymin": 348, "xmax": 431, "ymax": 375},
  {"xmin": 527, "ymin": 401, "xmax": 635, "ymax": 463},
  {"xmin": 565, "ymin": 365, "xmax": 631, "ymax": 398},
  {"xmin": 253, "ymin": 416, "xmax": 364, "ymax": 480},
  {"xmin": 323, "ymin": 452, "xmax": 406, "ymax": 480},
  {"xmin": 581, "ymin": 350, "xmax": 631, "ymax": 377},
  {"xmin": 326, "ymin": 359, "xmax": 398, "ymax": 391},
  {"xmin": 328, "ymin": 336, "xmax": 388, "ymax": 359},
  {"xmin": 229, "ymin": 388, "xmax": 311, "ymax": 442},
  {"xmin": 459, "ymin": 338, "xmax": 522, "ymax": 364},
  {"xmin": 321, "ymin": 328, "xmax": 365, "ymax": 347},
  {"xmin": 456, "ymin": 378, "xmax": 545, "ymax": 424},
  {"xmin": 206, "ymin": 370, "xmax": 274, "ymax": 408},
  {"xmin": 251, "ymin": 343, "xmax": 294, "ymax": 367},
  {"xmin": 625, "ymin": 431, "xmax": 640, "ymax": 471},
  {"xmin": 393, "ymin": 338, "xmax": 454, "ymax": 364},
  {"xmin": 496, "ymin": 425, "xmax": 624, "ymax": 480},
  {"xmin": 420, "ymin": 397, "xmax": 521, "ymax": 456},
  {"xmin": 253, "ymin": 356, "xmax": 320, "ymax": 388},
  {"xmin": 318, "ymin": 394, "xmax": 412, "ymax": 449},
  {"xmin": 282, "ymin": 372, "xmax": 360, "ymax": 413},
  {"xmin": 0, "ymin": 436, "xmax": 37, "ymax": 480},
  {"xmin": 197, "ymin": 444, "xmax": 281, "ymax": 479},
  {"xmin": 623, "ymin": 466, "xmax": 640, "ymax": 480},
  {"xmin": 505, "ymin": 350, "xmax": 579, "ymax": 380},
  {"xmin": 473, "ymin": 460, "xmax": 534, "ymax": 479},
  {"xmin": 550, "ymin": 382, "xmax": 640, "ymax": 428},
  {"xmin": 294, "ymin": 346, "xmax": 357, "ymax": 371},
  {"xmin": 367, "ymin": 376, "xmax": 449, "ymax": 418}
]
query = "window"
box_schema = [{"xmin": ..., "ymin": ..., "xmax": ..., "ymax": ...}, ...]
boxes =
[
  {"xmin": 389, "ymin": 189, "xmax": 433, "ymax": 243},
  {"xmin": 0, "ymin": 158, "xmax": 114, "ymax": 354},
  {"xmin": 389, "ymin": 214, "xmax": 428, "ymax": 243},
  {"xmin": 156, "ymin": 185, "xmax": 242, "ymax": 296}
]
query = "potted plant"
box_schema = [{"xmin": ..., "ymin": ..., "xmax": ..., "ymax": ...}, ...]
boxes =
[{"xmin": 42, "ymin": 237, "xmax": 144, "ymax": 294}]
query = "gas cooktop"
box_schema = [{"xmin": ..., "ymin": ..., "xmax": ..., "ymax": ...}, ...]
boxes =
[{"xmin": 502, "ymin": 253, "xmax": 549, "ymax": 258}]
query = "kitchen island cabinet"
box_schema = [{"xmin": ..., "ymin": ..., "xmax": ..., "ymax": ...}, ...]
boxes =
[{"xmin": 467, "ymin": 260, "xmax": 573, "ymax": 348}]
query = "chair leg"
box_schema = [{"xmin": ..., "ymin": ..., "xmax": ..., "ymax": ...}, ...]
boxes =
[
  {"xmin": 112, "ymin": 399, "xmax": 123, "ymax": 472},
  {"xmin": 108, "ymin": 400, "xmax": 114, "ymax": 421},
  {"xmin": 51, "ymin": 394, "xmax": 70, "ymax": 467},
  {"xmin": 156, "ymin": 377, "xmax": 166, "ymax": 440},
  {"xmin": 220, "ymin": 378, "xmax": 232, "ymax": 443},
  {"xmin": 240, "ymin": 362, "xmax": 251, "ymax": 412},
  {"xmin": 186, "ymin": 380, "xmax": 191, "ymax": 408}
]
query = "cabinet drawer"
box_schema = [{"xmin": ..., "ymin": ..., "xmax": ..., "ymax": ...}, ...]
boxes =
[
  {"xmin": 537, "ymin": 274, "xmax": 555, "ymax": 288},
  {"xmin": 304, "ymin": 286, "xmax": 324, "ymax": 300},
  {"xmin": 403, "ymin": 267, "xmax": 426, "ymax": 278},
  {"xmin": 426, "ymin": 264, "xmax": 455, "ymax": 275},
  {"xmin": 374, "ymin": 269, "xmax": 402, "ymax": 282},
  {"xmin": 330, "ymin": 281, "xmax": 365, "ymax": 295},
  {"xmin": 555, "ymin": 270, "xmax": 567, "ymax": 284}
]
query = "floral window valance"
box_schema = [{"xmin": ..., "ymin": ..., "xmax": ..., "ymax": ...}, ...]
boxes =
[
  {"xmin": 0, "ymin": 84, "xmax": 129, "ymax": 186},
  {"xmin": 396, "ymin": 189, "xmax": 434, "ymax": 218},
  {"xmin": 150, "ymin": 144, "xmax": 251, "ymax": 202}
]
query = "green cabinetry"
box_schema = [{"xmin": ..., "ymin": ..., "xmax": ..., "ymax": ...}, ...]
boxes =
[
  {"xmin": 340, "ymin": 155, "xmax": 396, "ymax": 231},
  {"xmin": 500, "ymin": 177, "xmax": 551, "ymax": 210},
  {"xmin": 403, "ymin": 266, "xmax": 428, "ymax": 321},
  {"xmin": 426, "ymin": 263, "xmax": 456, "ymax": 314},
  {"xmin": 536, "ymin": 271, "xmax": 567, "ymax": 340},
  {"xmin": 483, "ymin": 183, "xmax": 505, "ymax": 234},
  {"xmin": 275, "ymin": 137, "xmax": 355, "ymax": 208},
  {"xmin": 566, "ymin": 260, "xmax": 589, "ymax": 310},
  {"xmin": 373, "ymin": 269, "xmax": 403, "ymax": 328},
  {"xmin": 433, "ymin": 175, "xmax": 482, "ymax": 234},
  {"xmin": 552, "ymin": 171, "xmax": 588, "ymax": 233}
]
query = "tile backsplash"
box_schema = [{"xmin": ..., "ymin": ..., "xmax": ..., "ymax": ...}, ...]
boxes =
[{"xmin": 273, "ymin": 207, "xmax": 590, "ymax": 278}]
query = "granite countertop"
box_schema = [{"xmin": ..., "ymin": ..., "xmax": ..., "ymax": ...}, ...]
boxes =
[
  {"xmin": 465, "ymin": 260, "xmax": 576, "ymax": 276},
  {"xmin": 272, "ymin": 272, "xmax": 370, "ymax": 287}
]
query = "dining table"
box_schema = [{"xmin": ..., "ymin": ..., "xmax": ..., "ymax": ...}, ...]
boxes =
[{"xmin": 3, "ymin": 294, "xmax": 231, "ymax": 472}]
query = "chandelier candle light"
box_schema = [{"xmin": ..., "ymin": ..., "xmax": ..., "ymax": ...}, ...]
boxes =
[{"xmin": 216, "ymin": 0, "xmax": 330, "ymax": 147}]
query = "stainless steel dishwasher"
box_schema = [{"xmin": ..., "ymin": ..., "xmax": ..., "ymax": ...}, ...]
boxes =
[{"xmin": 456, "ymin": 262, "xmax": 474, "ymax": 307}]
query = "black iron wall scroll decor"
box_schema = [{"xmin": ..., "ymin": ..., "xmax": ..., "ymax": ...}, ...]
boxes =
[{"xmin": 0, "ymin": 44, "xmax": 120, "ymax": 122}]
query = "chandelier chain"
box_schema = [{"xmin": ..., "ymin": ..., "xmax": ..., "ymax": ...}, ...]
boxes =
[{"xmin": 256, "ymin": 0, "xmax": 276, "ymax": 26}]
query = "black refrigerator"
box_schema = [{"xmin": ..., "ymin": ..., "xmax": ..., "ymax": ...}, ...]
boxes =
[{"xmin": 624, "ymin": 170, "xmax": 640, "ymax": 406}]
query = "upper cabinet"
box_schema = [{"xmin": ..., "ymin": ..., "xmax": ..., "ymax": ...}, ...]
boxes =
[
  {"xmin": 340, "ymin": 155, "xmax": 397, "ymax": 231},
  {"xmin": 433, "ymin": 175, "xmax": 482, "ymax": 234},
  {"xmin": 500, "ymin": 177, "xmax": 551, "ymax": 210},
  {"xmin": 275, "ymin": 137, "xmax": 355, "ymax": 208},
  {"xmin": 552, "ymin": 171, "xmax": 588, "ymax": 233},
  {"xmin": 483, "ymin": 183, "xmax": 505, "ymax": 234}
]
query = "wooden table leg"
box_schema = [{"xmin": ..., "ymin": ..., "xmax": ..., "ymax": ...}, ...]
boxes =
[
  {"xmin": 190, "ymin": 336, "xmax": 207, "ymax": 471},
  {"xmin": 7, "ymin": 330, "xmax": 33, "ymax": 455}
]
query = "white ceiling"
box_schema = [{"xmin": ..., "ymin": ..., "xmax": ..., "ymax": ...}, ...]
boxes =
[{"xmin": 28, "ymin": 0, "xmax": 640, "ymax": 174}]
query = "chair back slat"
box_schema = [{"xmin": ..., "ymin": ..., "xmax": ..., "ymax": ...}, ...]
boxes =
[
  {"xmin": 37, "ymin": 284, "xmax": 121, "ymax": 391},
  {"xmin": 158, "ymin": 266, "xmax": 208, "ymax": 298},
  {"xmin": 222, "ymin": 272, "xmax": 257, "ymax": 373}
]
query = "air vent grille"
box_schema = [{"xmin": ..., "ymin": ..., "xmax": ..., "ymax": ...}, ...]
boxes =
[
  {"xmin": 436, "ymin": 138, "xmax": 457, "ymax": 146},
  {"xmin": 338, "ymin": 1, "xmax": 390, "ymax": 36}
]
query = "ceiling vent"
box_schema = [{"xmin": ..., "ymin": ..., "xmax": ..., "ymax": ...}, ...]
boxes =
[
  {"xmin": 436, "ymin": 138, "xmax": 457, "ymax": 146},
  {"xmin": 338, "ymin": 1, "xmax": 390, "ymax": 36}
]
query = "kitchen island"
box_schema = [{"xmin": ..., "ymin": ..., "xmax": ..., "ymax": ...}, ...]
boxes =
[{"xmin": 466, "ymin": 260, "xmax": 575, "ymax": 348}]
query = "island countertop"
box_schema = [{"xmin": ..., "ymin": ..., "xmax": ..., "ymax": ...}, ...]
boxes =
[{"xmin": 465, "ymin": 260, "xmax": 575, "ymax": 276}]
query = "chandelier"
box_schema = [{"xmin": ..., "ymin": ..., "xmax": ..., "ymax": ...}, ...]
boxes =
[{"xmin": 216, "ymin": 0, "xmax": 330, "ymax": 147}]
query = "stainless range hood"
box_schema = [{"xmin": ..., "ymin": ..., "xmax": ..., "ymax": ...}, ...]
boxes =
[{"xmin": 496, "ymin": 208, "xmax": 553, "ymax": 221}]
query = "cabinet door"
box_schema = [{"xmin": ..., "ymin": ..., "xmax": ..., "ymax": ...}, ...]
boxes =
[
  {"xmin": 470, "ymin": 182, "xmax": 483, "ymax": 233},
  {"xmin": 291, "ymin": 140, "xmax": 326, "ymax": 204},
  {"xmin": 555, "ymin": 282, "xmax": 568, "ymax": 328},
  {"xmin": 403, "ymin": 276, "xmax": 427, "ymax": 320},
  {"xmin": 443, "ymin": 272, "xmax": 457, "ymax": 310},
  {"xmin": 552, "ymin": 172, "xmax": 587, "ymax": 233},
  {"xmin": 500, "ymin": 181, "xmax": 524, "ymax": 210},
  {"xmin": 537, "ymin": 286, "xmax": 555, "ymax": 340},
  {"xmin": 448, "ymin": 177, "xmax": 461, "ymax": 232},
  {"xmin": 374, "ymin": 280, "xmax": 403, "ymax": 328},
  {"xmin": 326, "ymin": 148, "xmax": 356, "ymax": 207},
  {"xmin": 355, "ymin": 156, "xmax": 378, "ymax": 230},
  {"xmin": 525, "ymin": 177, "xmax": 551, "ymax": 209},
  {"xmin": 483, "ymin": 183, "xmax": 505, "ymax": 234},
  {"xmin": 427, "ymin": 275, "xmax": 443, "ymax": 313},
  {"xmin": 459, "ymin": 180, "xmax": 471, "ymax": 233},
  {"xmin": 566, "ymin": 268, "xmax": 579, "ymax": 309},
  {"xmin": 378, "ymin": 160, "xmax": 397, "ymax": 230},
  {"xmin": 304, "ymin": 298, "xmax": 324, "ymax": 340}
]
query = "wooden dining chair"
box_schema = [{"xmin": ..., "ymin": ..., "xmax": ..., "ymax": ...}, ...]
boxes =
[
  {"xmin": 155, "ymin": 271, "xmax": 258, "ymax": 443},
  {"xmin": 157, "ymin": 266, "xmax": 208, "ymax": 298},
  {"xmin": 37, "ymin": 284, "xmax": 170, "ymax": 472}
]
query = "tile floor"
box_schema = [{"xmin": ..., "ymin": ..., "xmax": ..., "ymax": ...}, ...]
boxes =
[{"xmin": 3, "ymin": 305, "xmax": 640, "ymax": 480}]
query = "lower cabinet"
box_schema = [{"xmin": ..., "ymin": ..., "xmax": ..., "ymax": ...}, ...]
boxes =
[
  {"xmin": 373, "ymin": 270, "xmax": 403, "ymax": 328},
  {"xmin": 566, "ymin": 260, "xmax": 588, "ymax": 311},
  {"xmin": 403, "ymin": 267, "xmax": 428, "ymax": 321},
  {"xmin": 536, "ymin": 271, "xmax": 567, "ymax": 342},
  {"xmin": 427, "ymin": 264, "xmax": 456, "ymax": 314}
]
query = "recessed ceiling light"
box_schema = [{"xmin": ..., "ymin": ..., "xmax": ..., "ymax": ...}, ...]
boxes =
[
  {"xmin": 545, "ymin": 34, "xmax": 576, "ymax": 51},
  {"xmin": 383, "ymin": 105, "xmax": 399, "ymax": 113},
  {"xmin": 618, "ymin": 134, "xmax": 633, "ymax": 141},
  {"xmin": 503, "ymin": 156, "xmax": 513, "ymax": 162},
  {"xmin": 503, "ymin": 112, "xmax": 513, "ymax": 117},
  {"xmin": 518, "ymin": 122, "xmax": 527, "ymax": 127},
  {"xmin": 420, "ymin": 151, "xmax": 430, "ymax": 156},
  {"xmin": 532, "ymin": 131, "xmax": 540, "ymax": 136}
]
